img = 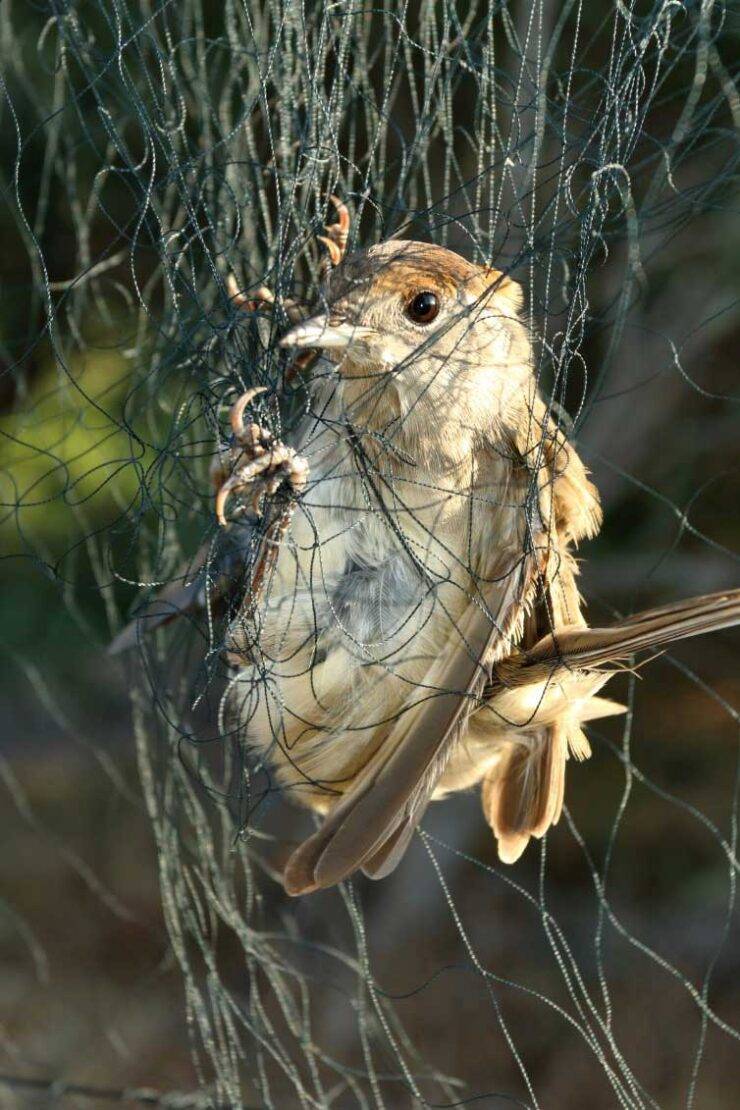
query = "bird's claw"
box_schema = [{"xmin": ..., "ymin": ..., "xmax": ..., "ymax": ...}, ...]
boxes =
[
  {"xmin": 317, "ymin": 194, "xmax": 350, "ymax": 267},
  {"xmin": 226, "ymin": 274, "xmax": 301, "ymax": 318},
  {"xmin": 215, "ymin": 389, "xmax": 309, "ymax": 527},
  {"xmin": 216, "ymin": 195, "xmax": 346, "ymax": 522},
  {"xmin": 227, "ymin": 195, "xmax": 350, "ymax": 310}
]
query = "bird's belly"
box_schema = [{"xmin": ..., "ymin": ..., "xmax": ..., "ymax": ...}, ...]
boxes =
[
  {"xmin": 232, "ymin": 500, "xmax": 478, "ymax": 804},
  {"xmin": 229, "ymin": 442, "xmax": 523, "ymax": 810}
]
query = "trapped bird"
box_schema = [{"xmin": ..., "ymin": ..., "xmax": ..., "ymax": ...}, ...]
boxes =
[{"xmin": 114, "ymin": 200, "xmax": 740, "ymax": 896}]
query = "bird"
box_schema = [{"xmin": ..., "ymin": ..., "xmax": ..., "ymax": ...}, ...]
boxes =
[
  {"xmin": 111, "ymin": 199, "xmax": 740, "ymax": 896},
  {"xmin": 214, "ymin": 209, "xmax": 740, "ymax": 896}
]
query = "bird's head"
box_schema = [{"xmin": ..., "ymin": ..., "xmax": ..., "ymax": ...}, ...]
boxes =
[{"xmin": 281, "ymin": 240, "xmax": 533, "ymax": 447}]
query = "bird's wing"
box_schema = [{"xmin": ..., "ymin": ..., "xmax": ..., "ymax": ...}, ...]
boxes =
[
  {"xmin": 283, "ymin": 536, "xmax": 545, "ymax": 895},
  {"xmin": 108, "ymin": 523, "xmax": 257, "ymax": 655},
  {"xmin": 478, "ymin": 405, "xmax": 602, "ymax": 862},
  {"xmin": 108, "ymin": 542, "xmax": 212, "ymax": 655}
]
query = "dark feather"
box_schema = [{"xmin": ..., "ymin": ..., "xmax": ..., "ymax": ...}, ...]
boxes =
[{"xmin": 108, "ymin": 523, "xmax": 256, "ymax": 655}]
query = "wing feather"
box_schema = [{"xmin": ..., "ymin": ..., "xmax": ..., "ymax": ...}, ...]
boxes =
[
  {"xmin": 479, "ymin": 407, "xmax": 601, "ymax": 863},
  {"xmin": 283, "ymin": 548, "xmax": 541, "ymax": 895}
]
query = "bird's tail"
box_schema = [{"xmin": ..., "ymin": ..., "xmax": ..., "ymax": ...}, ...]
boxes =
[
  {"xmin": 480, "ymin": 588, "xmax": 740, "ymax": 865},
  {"xmin": 488, "ymin": 587, "xmax": 740, "ymax": 691}
]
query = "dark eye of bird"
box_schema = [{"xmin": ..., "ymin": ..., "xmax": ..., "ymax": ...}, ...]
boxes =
[{"xmin": 406, "ymin": 291, "xmax": 439, "ymax": 325}]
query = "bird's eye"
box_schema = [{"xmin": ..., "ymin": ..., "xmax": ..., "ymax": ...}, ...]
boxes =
[{"xmin": 405, "ymin": 291, "xmax": 439, "ymax": 325}]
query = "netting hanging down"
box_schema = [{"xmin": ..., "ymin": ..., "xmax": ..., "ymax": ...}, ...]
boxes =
[{"xmin": 2, "ymin": 0, "xmax": 739, "ymax": 1106}]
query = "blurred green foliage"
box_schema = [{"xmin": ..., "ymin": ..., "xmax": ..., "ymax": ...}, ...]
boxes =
[{"xmin": 0, "ymin": 341, "xmax": 138, "ymax": 549}]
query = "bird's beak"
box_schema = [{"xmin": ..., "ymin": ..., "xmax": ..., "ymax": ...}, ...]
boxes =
[{"xmin": 280, "ymin": 314, "xmax": 374, "ymax": 350}]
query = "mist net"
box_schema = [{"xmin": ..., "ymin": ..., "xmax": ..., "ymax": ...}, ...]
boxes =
[{"xmin": 2, "ymin": 1, "xmax": 739, "ymax": 1107}]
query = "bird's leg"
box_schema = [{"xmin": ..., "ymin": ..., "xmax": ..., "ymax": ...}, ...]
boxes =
[
  {"xmin": 214, "ymin": 194, "xmax": 348, "ymax": 603},
  {"xmin": 213, "ymin": 388, "xmax": 309, "ymax": 643}
]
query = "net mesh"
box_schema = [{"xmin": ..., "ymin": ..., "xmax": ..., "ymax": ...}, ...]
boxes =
[{"xmin": 1, "ymin": 1, "xmax": 739, "ymax": 1107}]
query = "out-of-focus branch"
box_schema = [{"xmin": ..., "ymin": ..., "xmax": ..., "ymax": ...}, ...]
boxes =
[{"xmin": 0, "ymin": 1073, "xmax": 257, "ymax": 1108}]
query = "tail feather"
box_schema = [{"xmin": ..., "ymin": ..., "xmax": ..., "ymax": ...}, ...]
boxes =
[
  {"xmin": 492, "ymin": 588, "xmax": 740, "ymax": 688},
  {"xmin": 482, "ymin": 722, "xmax": 569, "ymax": 864}
]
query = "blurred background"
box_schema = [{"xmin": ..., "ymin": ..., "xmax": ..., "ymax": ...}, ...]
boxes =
[{"xmin": 1, "ymin": 1, "xmax": 738, "ymax": 1107}]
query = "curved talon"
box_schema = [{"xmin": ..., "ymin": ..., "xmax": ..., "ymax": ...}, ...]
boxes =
[
  {"xmin": 253, "ymin": 284, "xmax": 276, "ymax": 305},
  {"xmin": 226, "ymin": 272, "xmax": 245, "ymax": 305},
  {"xmin": 228, "ymin": 276, "xmax": 309, "ymax": 321},
  {"xmin": 215, "ymin": 481, "xmax": 235, "ymax": 527},
  {"xmin": 215, "ymin": 453, "xmax": 276, "ymax": 527},
  {"xmin": 328, "ymin": 194, "xmax": 350, "ymax": 246},
  {"xmin": 230, "ymin": 387, "xmax": 269, "ymax": 438},
  {"xmin": 317, "ymin": 236, "xmax": 343, "ymax": 267},
  {"xmin": 319, "ymin": 195, "xmax": 350, "ymax": 267},
  {"xmin": 227, "ymin": 275, "xmax": 278, "ymax": 313}
]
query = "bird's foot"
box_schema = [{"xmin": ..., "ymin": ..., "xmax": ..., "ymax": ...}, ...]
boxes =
[
  {"xmin": 225, "ymin": 274, "xmax": 305, "ymax": 322},
  {"xmin": 214, "ymin": 388, "xmax": 309, "ymax": 527},
  {"xmin": 226, "ymin": 194, "xmax": 350, "ymax": 310},
  {"xmin": 224, "ymin": 195, "xmax": 349, "ymax": 386}
]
